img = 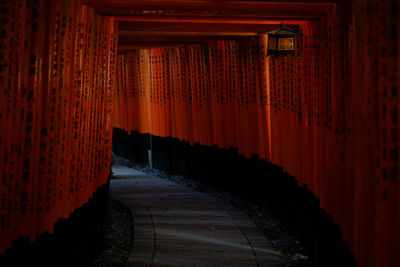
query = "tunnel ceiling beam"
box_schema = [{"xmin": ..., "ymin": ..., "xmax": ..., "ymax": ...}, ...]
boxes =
[
  {"xmin": 83, "ymin": 0, "xmax": 335, "ymax": 48},
  {"xmin": 83, "ymin": 0, "xmax": 335, "ymax": 18},
  {"xmin": 117, "ymin": 21, "xmax": 303, "ymax": 33},
  {"xmin": 118, "ymin": 31, "xmax": 258, "ymax": 37},
  {"xmin": 117, "ymin": 35, "xmax": 255, "ymax": 48}
]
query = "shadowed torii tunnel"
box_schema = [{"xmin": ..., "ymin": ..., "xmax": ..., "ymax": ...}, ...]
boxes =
[{"xmin": 0, "ymin": 0, "xmax": 399, "ymax": 266}]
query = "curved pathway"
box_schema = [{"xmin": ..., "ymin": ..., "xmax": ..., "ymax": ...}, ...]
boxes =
[{"xmin": 111, "ymin": 164, "xmax": 281, "ymax": 267}]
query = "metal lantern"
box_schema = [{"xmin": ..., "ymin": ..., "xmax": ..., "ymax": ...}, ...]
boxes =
[{"xmin": 266, "ymin": 23, "xmax": 302, "ymax": 57}]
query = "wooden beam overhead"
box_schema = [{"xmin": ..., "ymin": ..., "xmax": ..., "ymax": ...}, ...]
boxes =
[
  {"xmin": 118, "ymin": 30, "xmax": 258, "ymax": 37},
  {"xmin": 118, "ymin": 43, "xmax": 197, "ymax": 51},
  {"xmin": 115, "ymin": 17, "xmax": 306, "ymax": 24},
  {"xmin": 83, "ymin": 0, "xmax": 335, "ymax": 10},
  {"xmin": 82, "ymin": 1, "xmax": 335, "ymax": 49},
  {"xmin": 118, "ymin": 35, "xmax": 255, "ymax": 45},
  {"xmin": 84, "ymin": 1, "xmax": 335, "ymax": 19},
  {"xmin": 118, "ymin": 21, "xmax": 273, "ymax": 32},
  {"xmin": 117, "ymin": 21, "xmax": 305, "ymax": 34}
]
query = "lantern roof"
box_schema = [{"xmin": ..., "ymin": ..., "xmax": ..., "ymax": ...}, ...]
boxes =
[{"xmin": 265, "ymin": 23, "xmax": 303, "ymax": 36}]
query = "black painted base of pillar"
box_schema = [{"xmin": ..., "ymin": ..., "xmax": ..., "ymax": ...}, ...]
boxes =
[
  {"xmin": 113, "ymin": 128, "xmax": 357, "ymax": 267},
  {"xmin": 0, "ymin": 179, "xmax": 110, "ymax": 267}
]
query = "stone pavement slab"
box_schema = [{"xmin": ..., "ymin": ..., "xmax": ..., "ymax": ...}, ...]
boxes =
[{"xmin": 111, "ymin": 164, "xmax": 281, "ymax": 267}]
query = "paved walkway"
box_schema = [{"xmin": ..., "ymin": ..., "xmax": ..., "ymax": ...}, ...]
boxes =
[{"xmin": 111, "ymin": 164, "xmax": 281, "ymax": 267}]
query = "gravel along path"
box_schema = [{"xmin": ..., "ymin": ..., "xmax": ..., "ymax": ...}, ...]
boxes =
[{"xmin": 90, "ymin": 198, "xmax": 134, "ymax": 267}]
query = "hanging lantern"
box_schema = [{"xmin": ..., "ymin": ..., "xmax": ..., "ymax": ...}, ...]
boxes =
[{"xmin": 265, "ymin": 23, "xmax": 302, "ymax": 57}]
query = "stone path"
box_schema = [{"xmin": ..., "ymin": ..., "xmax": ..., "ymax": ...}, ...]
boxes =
[{"xmin": 111, "ymin": 164, "xmax": 281, "ymax": 267}]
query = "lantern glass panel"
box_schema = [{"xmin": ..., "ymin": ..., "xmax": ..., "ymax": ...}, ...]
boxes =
[{"xmin": 278, "ymin": 38, "xmax": 294, "ymax": 51}]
